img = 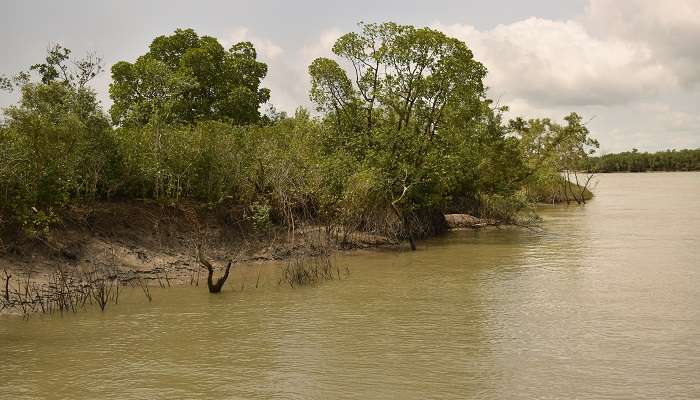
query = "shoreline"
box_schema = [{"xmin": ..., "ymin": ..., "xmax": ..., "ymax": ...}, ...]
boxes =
[{"xmin": 0, "ymin": 199, "xmax": 530, "ymax": 316}]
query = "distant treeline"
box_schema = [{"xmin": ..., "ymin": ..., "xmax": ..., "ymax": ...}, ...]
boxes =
[{"xmin": 587, "ymin": 149, "xmax": 700, "ymax": 173}]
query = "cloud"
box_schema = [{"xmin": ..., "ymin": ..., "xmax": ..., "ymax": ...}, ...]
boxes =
[
  {"xmin": 224, "ymin": 27, "xmax": 341, "ymax": 114},
  {"xmin": 433, "ymin": 1, "xmax": 700, "ymax": 152},
  {"xmin": 300, "ymin": 28, "xmax": 342, "ymax": 64},
  {"xmin": 584, "ymin": 0, "xmax": 700, "ymax": 88},
  {"xmin": 645, "ymin": 103, "xmax": 700, "ymax": 133},
  {"xmin": 436, "ymin": 0, "xmax": 700, "ymax": 107},
  {"xmin": 227, "ymin": 27, "xmax": 284, "ymax": 59},
  {"xmin": 435, "ymin": 17, "xmax": 675, "ymax": 107}
]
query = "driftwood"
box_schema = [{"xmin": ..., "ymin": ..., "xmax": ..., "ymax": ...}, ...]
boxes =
[{"xmin": 197, "ymin": 247, "xmax": 232, "ymax": 293}]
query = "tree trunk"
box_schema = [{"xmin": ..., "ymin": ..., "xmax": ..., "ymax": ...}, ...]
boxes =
[
  {"xmin": 197, "ymin": 250, "xmax": 232, "ymax": 293},
  {"xmin": 3, "ymin": 270, "xmax": 11, "ymax": 302},
  {"xmin": 206, "ymin": 261, "xmax": 232, "ymax": 293},
  {"xmin": 407, "ymin": 231, "xmax": 417, "ymax": 251},
  {"xmin": 391, "ymin": 202, "xmax": 416, "ymax": 251}
]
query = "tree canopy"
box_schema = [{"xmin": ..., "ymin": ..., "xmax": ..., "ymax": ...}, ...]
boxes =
[
  {"xmin": 307, "ymin": 22, "xmax": 512, "ymax": 247},
  {"xmin": 109, "ymin": 28, "xmax": 270, "ymax": 127},
  {"xmin": 309, "ymin": 22, "xmax": 486, "ymax": 139}
]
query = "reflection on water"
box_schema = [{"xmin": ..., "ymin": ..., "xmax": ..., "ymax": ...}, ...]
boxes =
[{"xmin": 2, "ymin": 172, "xmax": 700, "ymax": 399}]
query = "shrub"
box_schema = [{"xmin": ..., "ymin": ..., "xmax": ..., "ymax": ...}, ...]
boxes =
[{"xmin": 0, "ymin": 83, "xmax": 113, "ymax": 229}]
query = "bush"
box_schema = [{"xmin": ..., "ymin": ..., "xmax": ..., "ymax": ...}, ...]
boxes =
[
  {"xmin": 477, "ymin": 192, "xmax": 538, "ymax": 225},
  {"xmin": 0, "ymin": 83, "xmax": 114, "ymax": 229},
  {"xmin": 115, "ymin": 120, "xmax": 247, "ymax": 203}
]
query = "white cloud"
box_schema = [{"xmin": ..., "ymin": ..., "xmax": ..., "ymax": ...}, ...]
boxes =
[
  {"xmin": 647, "ymin": 104, "xmax": 700, "ymax": 133},
  {"xmin": 433, "ymin": 0, "xmax": 700, "ymax": 152},
  {"xmin": 227, "ymin": 27, "xmax": 283, "ymax": 60},
  {"xmin": 435, "ymin": 1, "xmax": 700, "ymax": 108},
  {"xmin": 224, "ymin": 27, "xmax": 341, "ymax": 114},
  {"xmin": 436, "ymin": 17, "xmax": 675, "ymax": 107},
  {"xmin": 584, "ymin": 0, "xmax": 700, "ymax": 88},
  {"xmin": 300, "ymin": 28, "xmax": 342, "ymax": 64}
]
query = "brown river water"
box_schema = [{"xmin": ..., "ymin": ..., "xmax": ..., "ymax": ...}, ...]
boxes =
[{"xmin": 1, "ymin": 172, "xmax": 699, "ymax": 399}]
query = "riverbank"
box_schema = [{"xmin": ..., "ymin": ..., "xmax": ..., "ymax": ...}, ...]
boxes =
[
  {"xmin": 0, "ymin": 200, "xmax": 393, "ymax": 287},
  {"xmin": 0, "ymin": 193, "xmax": 561, "ymax": 318},
  {"xmin": 0, "ymin": 188, "xmax": 582, "ymax": 280},
  {"xmin": 586, "ymin": 148, "xmax": 700, "ymax": 173},
  {"xmin": 0, "ymin": 199, "xmax": 508, "ymax": 296}
]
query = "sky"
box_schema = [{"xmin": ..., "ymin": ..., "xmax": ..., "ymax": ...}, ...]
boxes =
[{"xmin": 1, "ymin": 0, "xmax": 699, "ymax": 153}]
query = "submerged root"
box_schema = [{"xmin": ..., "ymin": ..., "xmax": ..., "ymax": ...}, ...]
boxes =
[
  {"xmin": 0, "ymin": 248, "xmax": 157, "ymax": 317},
  {"xmin": 279, "ymin": 252, "xmax": 347, "ymax": 288},
  {"xmin": 0, "ymin": 266, "xmax": 154, "ymax": 318}
]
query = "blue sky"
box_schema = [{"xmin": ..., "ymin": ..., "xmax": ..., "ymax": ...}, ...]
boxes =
[{"xmin": 2, "ymin": 0, "xmax": 698, "ymax": 152}]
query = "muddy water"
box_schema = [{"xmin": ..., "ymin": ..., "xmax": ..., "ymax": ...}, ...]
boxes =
[{"xmin": 2, "ymin": 172, "xmax": 700, "ymax": 399}]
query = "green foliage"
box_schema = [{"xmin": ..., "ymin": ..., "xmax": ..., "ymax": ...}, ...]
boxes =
[
  {"xmin": 309, "ymin": 23, "xmax": 489, "ymax": 211},
  {"xmin": 510, "ymin": 112, "xmax": 599, "ymax": 198},
  {"xmin": 110, "ymin": 28, "xmax": 270, "ymax": 127},
  {"xmin": 525, "ymin": 176, "xmax": 593, "ymax": 204},
  {"xmin": 587, "ymin": 148, "xmax": 700, "ymax": 172},
  {"xmin": 0, "ymin": 45, "xmax": 113, "ymax": 232},
  {"xmin": 20, "ymin": 208, "xmax": 62, "ymax": 236},
  {"xmin": 0, "ymin": 81, "xmax": 114, "ymax": 227},
  {"xmin": 308, "ymin": 22, "xmax": 536, "ymax": 240},
  {"xmin": 29, "ymin": 44, "xmax": 104, "ymax": 89},
  {"xmin": 245, "ymin": 201, "xmax": 272, "ymax": 230},
  {"xmin": 1, "ymin": 25, "xmax": 604, "ymax": 240},
  {"xmin": 115, "ymin": 119, "xmax": 250, "ymax": 203},
  {"xmin": 477, "ymin": 192, "xmax": 538, "ymax": 225}
]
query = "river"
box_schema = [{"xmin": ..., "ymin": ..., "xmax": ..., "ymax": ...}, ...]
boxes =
[{"xmin": 1, "ymin": 172, "xmax": 699, "ymax": 399}]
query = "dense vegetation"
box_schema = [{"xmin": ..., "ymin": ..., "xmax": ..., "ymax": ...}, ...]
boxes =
[
  {"xmin": 1, "ymin": 23, "xmax": 599, "ymax": 247},
  {"xmin": 110, "ymin": 29, "xmax": 270, "ymax": 127},
  {"xmin": 586, "ymin": 148, "xmax": 700, "ymax": 172}
]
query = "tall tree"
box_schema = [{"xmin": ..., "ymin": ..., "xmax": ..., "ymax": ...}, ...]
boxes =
[
  {"xmin": 109, "ymin": 28, "xmax": 270, "ymax": 127},
  {"xmin": 309, "ymin": 22, "xmax": 488, "ymax": 249}
]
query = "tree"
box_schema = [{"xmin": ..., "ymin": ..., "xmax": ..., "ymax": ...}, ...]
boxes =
[
  {"xmin": 588, "ymin": 149, "xmax": 700, "ymax": 173},
  {"xmin": 309, "ymin": 22, "xmax": 489, "ymax": 249},
  {"xmin": 511, "ymin": 112, "xmax": 599, "ymax": 204},
  {"xmin": 109, "ymin": 28, "xmax": 270, "ymax": 127},
  {"xmin": 1, "ymin": 44, "xmax": 102, "ymax": 94},
  {"xmin": 0, "ymin": 46, "xmax": 114, "ymax": 232}
]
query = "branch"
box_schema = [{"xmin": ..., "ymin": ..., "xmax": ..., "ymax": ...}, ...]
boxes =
[{"xmin": 196, "ymin": 245, "xmax": 214, "ymax": 272}]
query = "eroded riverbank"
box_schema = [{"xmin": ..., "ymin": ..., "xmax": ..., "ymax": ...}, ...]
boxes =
[{"xmin": 0, "ymin": 194, "xmax": 507, "ymax": 293}]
